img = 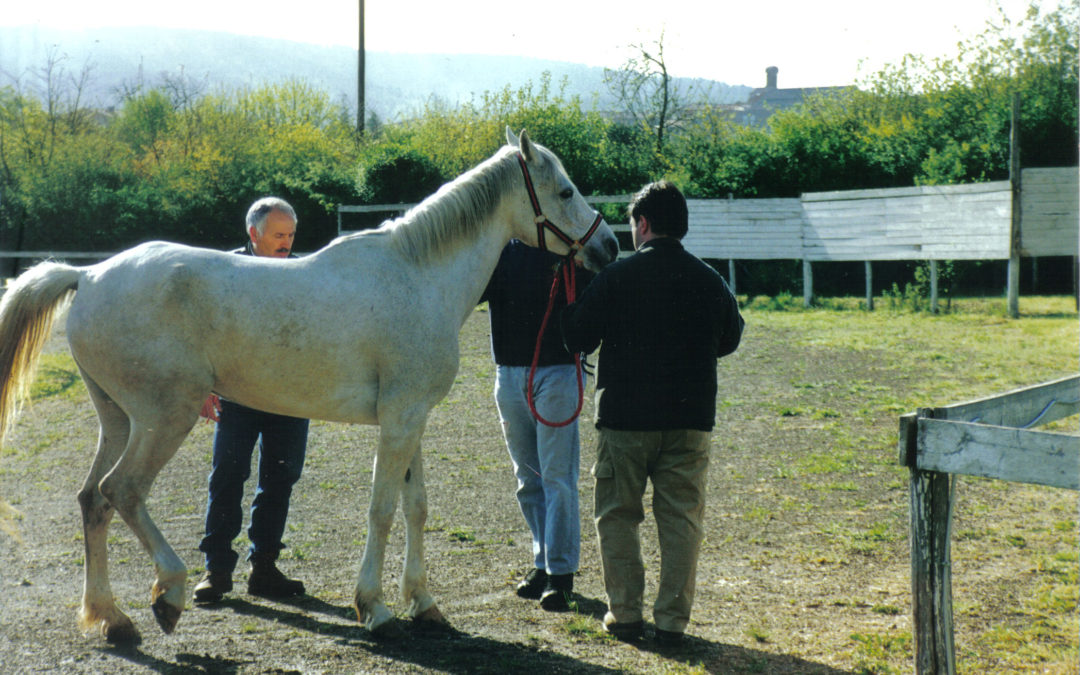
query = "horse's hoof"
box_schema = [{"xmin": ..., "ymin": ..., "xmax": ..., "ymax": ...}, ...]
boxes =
[
  {"xmin": 413, "ymin": 604, "xmax": 449, "ymax": 628},
  {"xmin": 103, "ymin": 620, "xmax": 142, "ymax": 645},
  {"xmin": 370, "ymin": 618, "xmax": 405, "ymax": 640},
  {"xmin": 151, "ymin": 596, "xmax": 182, "ymax": 634}
]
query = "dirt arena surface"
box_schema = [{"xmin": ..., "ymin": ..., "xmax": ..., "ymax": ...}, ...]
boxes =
[{"xmin": 0, "ymin": 305, "xmax": 1075, "ymax": 673}]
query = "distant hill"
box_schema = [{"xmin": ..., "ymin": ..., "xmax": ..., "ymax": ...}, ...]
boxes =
[{"xmin": 0, "ymin": 26, "xmax": 753, "ymax": 121}]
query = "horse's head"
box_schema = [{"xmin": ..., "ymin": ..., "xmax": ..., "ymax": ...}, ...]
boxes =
[{"xmin": 506, "ymin": 128, "xmax": 619, "ymax": 273}]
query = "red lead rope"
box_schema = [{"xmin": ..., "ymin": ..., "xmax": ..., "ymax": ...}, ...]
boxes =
[{"xmin": 527, "ymin": 259, "xmax": 585, "ymax": 427}]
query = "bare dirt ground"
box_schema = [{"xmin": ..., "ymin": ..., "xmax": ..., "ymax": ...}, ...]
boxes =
[{"xmin": 0, "ymin": 306, "xmax": 1075, "ymax": 674}]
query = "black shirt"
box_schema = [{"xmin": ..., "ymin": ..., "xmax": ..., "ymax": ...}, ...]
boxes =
[
  {"xmin": 561, "ymin": 237, "xmax": 743, "ymax": 431},
  {"xmin": 481, "ymin": 240, "xmax": 594, "ymax": 367}
]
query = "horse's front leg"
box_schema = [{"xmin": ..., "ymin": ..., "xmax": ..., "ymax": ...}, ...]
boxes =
[
  {"xmin": 354, "ymin": 420, "xmax": 423, "ymax": 638},
  {"xmin": 400, "ymin": 448, "xmax": 446, "ymax": 628}
]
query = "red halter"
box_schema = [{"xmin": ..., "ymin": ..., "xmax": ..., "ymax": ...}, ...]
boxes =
[
  {"xmin": 515, "ymin": 152, "xmax": 604, "ymax": 257},
  {"xmin": 515, "ymin": 152, "xmax": 600, "ymax": 427}
]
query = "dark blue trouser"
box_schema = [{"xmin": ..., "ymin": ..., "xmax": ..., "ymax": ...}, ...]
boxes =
[{"xmin": 199, "ymin": 399, "xmax": 309, "ymax": 574}]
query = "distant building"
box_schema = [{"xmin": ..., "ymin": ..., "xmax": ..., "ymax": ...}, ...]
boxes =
[{"xmin": 725, "ymin": 66, "xmax": 850, "ymax": 127}]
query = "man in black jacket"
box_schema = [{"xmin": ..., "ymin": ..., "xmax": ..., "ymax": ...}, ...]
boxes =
[{"xmin": 561, "ymin": 181, "xmax": 744, "ymax": 645}]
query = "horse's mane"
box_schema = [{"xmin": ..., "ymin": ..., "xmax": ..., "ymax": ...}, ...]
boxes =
[{"xmin": 380, "ymin": 145, "xmax": 522, "ymax": 264}]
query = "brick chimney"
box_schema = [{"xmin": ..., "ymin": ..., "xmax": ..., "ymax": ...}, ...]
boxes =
[{"xmin": 766, "ymin": 66, "xmax": 778, "ymax": 89}]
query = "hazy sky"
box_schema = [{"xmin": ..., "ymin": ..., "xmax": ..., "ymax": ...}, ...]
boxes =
[{"xmin": 1, "ymin": 0, "xmax": 1059, "ymax": 88}]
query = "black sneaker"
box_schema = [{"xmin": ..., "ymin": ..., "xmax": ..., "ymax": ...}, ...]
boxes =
[
  {"xmin": 654, "ymin": 628, "xmax": 685, "ymax": 646},
  {"xmin": 539, "ymin": 573, "xmax": 573, "ymax": 611},
  {"xmin": 603, "ymin": 616, "xmax": 644, "ymax": 642},
  {"xmin": 193, "ymin": 570, "xmax": 233, "ymax": 604},
  {"xmin": 515, "ymin": 568, "xmax": 548, "ymax": 599},
  {"xmin": 247, "ymin": 558, "xmax": 305, "ymax": 598}
]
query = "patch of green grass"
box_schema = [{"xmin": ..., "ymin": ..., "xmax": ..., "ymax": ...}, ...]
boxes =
[
  {"xmin": 745, "ymin": 623, "xmax": 770, "ymax": 643},
  {"xmin": 796, "ymin": 449, "xmax": 858, "ymax": 475},
  {"xmin": 848, "ymin": 631, "xmax": 911, "ymax": 674},
  {"xmin": 562, "ymin": 613, "xmax": 607, "ymax": 641},
  {"xmin": 448, "ymin": 527, "xmax": 475, "ymax": 543},
  {"xmin": 29, "ymin": 353, "xmax": 82, "ymax": 401},
  {"xmin": 872, "ymin": 604, "xmax": 902, "ymax": 616}
]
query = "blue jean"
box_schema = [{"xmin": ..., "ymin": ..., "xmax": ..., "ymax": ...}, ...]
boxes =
[
  {"xmin": 199, "ymin": 399, "xmax": 309, "ymax": 574},
  {"xmin": 494, "ymin": 364, "xmax": 582, "ymax": 575}
]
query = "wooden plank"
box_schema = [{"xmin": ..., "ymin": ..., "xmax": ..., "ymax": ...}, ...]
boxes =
[
  {"xmin": 803, "ymin": 180, "xmax": 1009, "ymax": 202},
  {"xmin": 0, "ymin": 251, "xmax": 116, "ymax": 259},
  {"xmin": 338, "ymin": 203, "xmax": 414, "ymax": 213},
  {"xmin": 917, "ymin": 419, "xmax": 1079, "ymax": 490},
  {"xmin": 928, "ymin": 375, "xmax": 1080, "ymax": 428}
]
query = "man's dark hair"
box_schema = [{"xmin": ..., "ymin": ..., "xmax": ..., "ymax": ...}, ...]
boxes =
[{"xmin": 628, "ymin": 180, "xmax": 688, "ymax": 239}]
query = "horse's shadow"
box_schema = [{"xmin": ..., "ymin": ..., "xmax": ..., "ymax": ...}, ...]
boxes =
[{"xmin": 101, "ymin": 594, "xmax": 855, "ymax": 675}]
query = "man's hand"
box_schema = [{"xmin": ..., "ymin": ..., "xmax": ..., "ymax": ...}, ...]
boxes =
[{"xmin": 200, "ymin": 394, "xmax": 221, "ymax": 423}]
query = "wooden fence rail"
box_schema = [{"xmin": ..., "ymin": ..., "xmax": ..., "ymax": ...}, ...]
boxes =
[
  {"xmin": 897, "ymin": 375, "xmax": 1080, "ymax": 674},
  {"xmin": 337, "ymin": 167, "xmax": 1078, "ymax": 310}
]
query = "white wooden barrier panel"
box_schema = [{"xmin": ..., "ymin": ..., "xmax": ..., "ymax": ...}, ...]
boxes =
[
  {"xmin": 802, "ymin": 181, "xmax": 1012, "ymax": 261},
  {"xmin": 1020, "ymin": 167, "xmax": 1080, "ymax": 257},
  {"xmin": 681, "ymin": 199, "xmax": 803, "ymax": 260}
]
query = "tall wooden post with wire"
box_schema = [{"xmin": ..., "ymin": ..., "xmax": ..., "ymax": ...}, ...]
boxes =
[{"xmin": 1007, "ymin": 93, "xmax": 1021, "ymax": 318}]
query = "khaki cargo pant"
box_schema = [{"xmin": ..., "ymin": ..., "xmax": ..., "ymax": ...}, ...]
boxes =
[{"xmin": 592, "ymin": 427, "xmax": 710, "ymax": 633}]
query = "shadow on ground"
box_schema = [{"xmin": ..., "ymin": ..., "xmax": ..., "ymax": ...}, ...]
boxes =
[{"xmin": 99, "ymin": 595, "xmax": 853, "ymax": 675}]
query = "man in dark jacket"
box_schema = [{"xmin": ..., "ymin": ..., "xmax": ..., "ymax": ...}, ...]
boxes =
[{"xmin": 561, "ymin": 181, "xmax": 744, "ymax": 644}]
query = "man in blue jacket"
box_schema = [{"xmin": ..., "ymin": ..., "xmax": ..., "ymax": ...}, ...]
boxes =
[
  {"xmin": 482, "ymin": 240, "xmax": 593, "ymax": 611},
  {"xmin": 561, "ymin": 181, "xmax": 744, "ymax": 645}
]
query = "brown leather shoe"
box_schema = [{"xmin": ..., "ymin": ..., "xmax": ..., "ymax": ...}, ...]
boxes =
[{"xmin": 193, "ymin": 570, "xmax": 233, "ymax": 604}]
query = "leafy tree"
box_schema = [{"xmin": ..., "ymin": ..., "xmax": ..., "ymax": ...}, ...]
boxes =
[{"xmin": 604, "ymin": 30, "xmax": 705, "ymax": 159}]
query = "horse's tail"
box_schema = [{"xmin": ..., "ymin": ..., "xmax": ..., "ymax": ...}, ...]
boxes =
[{"xmin": 0, "ymin": 261, "xmax": 81, "ymax": 446}]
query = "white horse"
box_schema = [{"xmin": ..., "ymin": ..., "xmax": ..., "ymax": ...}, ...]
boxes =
[{"xmin": 0, "ymin": 128, "xmax": 618, "ymax": 642}]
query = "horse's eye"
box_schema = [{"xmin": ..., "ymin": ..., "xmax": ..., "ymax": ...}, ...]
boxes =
[{"xmin": 559, "ymin": 188, "xmax": 574, "ymax": 200}]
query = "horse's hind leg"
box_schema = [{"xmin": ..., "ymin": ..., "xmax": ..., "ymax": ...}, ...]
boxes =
[
  {"xmin": 400, "ymin": 449, "xmax": 445, "ymax": 627},
  {"xmin": 77, "ymin": 372, "xmax": 138, "ymax": 642},
  {"xmin": 98, "ymin": 414, "xmax": 195, "ymax": 635}
]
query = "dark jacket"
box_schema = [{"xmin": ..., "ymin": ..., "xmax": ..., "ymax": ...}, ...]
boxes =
[
  {"xmin": 561, "ymin": 237, "xmax": 743, "ymax": 431},
  {"xmin": 481, "ymin": 239, "xmax": 594, "ymax": 367}
]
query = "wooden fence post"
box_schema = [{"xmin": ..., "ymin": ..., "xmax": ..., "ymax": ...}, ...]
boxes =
[
  {"xmin": 803, "ymin": 259, "xmax": 813, "ymax": 307},
  {"xmin": 929, "ymin": 260, "xmax": 939, "ymax": 314},
  {"xmin": 910, "ymin": 408, "xmax": 957, "ymax": 675},
  {"xmin": 1007, "ymin": 93, "xmax": 1021, "ymax": 318},
  {"xmin": 728, "ymin": 259, "xmax": 737, "ymax": 296},
  {"xmin": 865, "ymin": 261, "xmax": 874, "ymax": 310}
]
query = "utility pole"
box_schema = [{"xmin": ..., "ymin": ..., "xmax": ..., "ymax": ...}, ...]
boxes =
[{"xmin": 357, "ymin": 0, "xmax": 365, "ymax": 134}]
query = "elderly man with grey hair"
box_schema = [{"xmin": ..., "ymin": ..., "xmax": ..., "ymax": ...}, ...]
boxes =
[{"xmin": 193, "ymin": 196, "xmax": 311, "ymax": 603}]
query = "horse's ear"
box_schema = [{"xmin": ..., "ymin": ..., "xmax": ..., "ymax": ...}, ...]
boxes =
[
  {"xmin": 518, "ymin": 129, "xmax": 536, "ymax": 163},
  {"xmin": 505, "ymin": 126, "xmax": 518, "ymax": 148}
]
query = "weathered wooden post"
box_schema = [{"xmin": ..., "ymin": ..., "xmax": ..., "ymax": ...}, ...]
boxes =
[
  {"xmin": 865, "ymin": 261, "xmax": 874, "ymax": 310},
  {"xmin": 929, "ymin": 260, "xmax": 939, "ymax": 314},
  {"xmin": 1007, "ymin": 93, "xmax": 1021, "ymax": 318},
  {"xmin": 803, "ymin": 259, "xmax": 813, "ymax": 308},
  {"xmin": 904, "ymin": 409, "xmax": 957, "ymax": 674},
  {"xmin": 728, "ymin": 259, "xmax": 737, "ymax": 296}
]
